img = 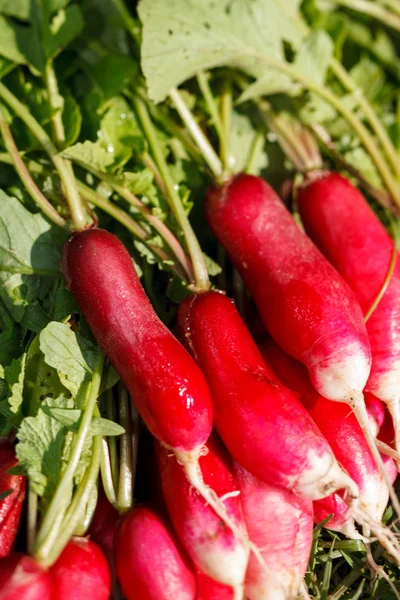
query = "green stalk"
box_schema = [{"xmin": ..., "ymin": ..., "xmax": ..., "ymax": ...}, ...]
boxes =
[
  {"xmin": 68, "ymin": 161, "xmax": 193, "ymax": 280},
  {"xmin": 100, "ymin": 438, "xmax": 118, "ymax": 506},
  {"xmin": 249, "ymin": 54, "xmax": 400, "ymax": 206},
  {"xmin": 38, "ymin": 436, "xmax": 102, "ymax": 567},
  {"xmin": 117, "ymin": 383, "xmax": 133, "ymax": 512},
  {"xmin": 106, "ymin": 388, "xmax": 119, "ymax": 491},
  {"xmin": 77, "ymin": 181, "xmax": 189, "ymax": 281},
  {"xmin": 169, "ymin": 87, "xmax": 223, "ymax": 180},
  {"xmin": 245, "ymin": 132, "xmax": 265, "ymax": 175},
  {"xmin": 74, "ymin": 485, "xmax": 98, "ymax": 536},
  {"xmin": 111, "ymin": 0, "xmax": 141, "ymax": 46},
  {"xmin": 134, "ymin": 94, "xmax": 210, "ymax": 291},
  {"xmin": 220, "ymin": 79, "xmax": 233, "ymax": 173},
  {"xmin": 331, "ymin": 0, "xmax": 400, "ymax": 32},
  {"xmin": 0, "ymin": 105, "xmax": 67, "ymax": 229},
  {"xmin": 44, "ymin": 60, "xmax": 66, "ymax": 148},
  {"xmin": 0, "ymin": 82, "xmax": 88, "ymax": 230},
  {"xmin": 27, "ymin": 486, "xmax": 38, "ymax": 554},
  {"xmin": 34, "ymin": 353, "xmax": 105, "ymax": 555},
  {"xmin": 330, "ymin": 59, "xmax": 400, "ymax": 179},
  {"xmin": 196, "ymin": 72, "xmax": 227, "ymax": 167}
]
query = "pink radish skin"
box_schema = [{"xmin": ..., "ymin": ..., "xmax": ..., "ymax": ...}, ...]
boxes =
[
  {"xmin": 298, "ymin": 172, "xmax": 400, "ymax": 453},
  {"xmin": 0, "ymin": 441, "xmax": 26, "ymax": 558},
  {"xmin": 0, "ymin": 554, "xmax": 52, "ymax": 600},
  {"xmin": 234, "ymin": 462, "xmax": 313, "ymax": 600},
  {"xmin": 258, "ymin": 339, "xmax": 390, "ymax": 528},
  {"xmin": 196, "ymin": 570, "xmax": 234, "ymax": 600},
  {"xmin": 115, "ymin": 506, "xmax": 196, "ymax": 600},
  {"xmin": 313, "ymin": 493, "xmax": 359, "ymax": 538},
  {"xmin": 50, "ymin": 538, "xmax": 110, "ymax": 600},
  {"xmin": 206, "ymin": 174, "xmax": 371, "ymax": 406},
  {"xmin": 62, "ymin": 230, "xmax": 237, "ymax": 534},
  {"xmin": 177, "ymin": 291, "xmax": 356, "ymax": 501},
  {"xmin": 156, "ymin": 433, "xmax": 249, "ymax": 596}
]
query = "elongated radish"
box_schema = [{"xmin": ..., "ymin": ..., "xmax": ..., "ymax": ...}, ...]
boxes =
[
  {"xmin": 114, "ymin": 506, "xmax": 196, "ymax": 600},
  {"xmin": 365, "ymin": 394, "xmax": 386, "ymax": 437},
  {"xmin": 196, "ymin": 570, "xmax": 234, "ymax": 600},
  {"xmin": 177, "ymin": 291, "xmax": 354, "ymax": 500},
  {"xmin": 298, "ymin": 172, "xmax": 400, "ymax": 457},
  {"xmin": 313, "ymin": 493, "xmax": 360, "ymax": 539},
  {"xmin": 258, "ymin": 338, "xmax": 390, "ymax": 525},
  {"xmin": 234, "ymin": 462, "xmax": 313, "ymax": 600},
  {"xmin": 0, "ymin": 442, "xmax": 26, "ymax": 557},
  {"xmin": 89, "ymin": 484, "xmax": 119, "ymax": 563},
  {"xmin": 50, "ymin": 538, "xmax": 110, "ymax": 600},
  {"xmin": 205, "ymin": 173, "xmax": 400, "ymax": 517},
  {"xmin": 178, "ymin": 291, "xmax": 400, "ymax": 560},
  {"xmin": 156, "ymin": 433, "xmax": 249, "ymax": 599},
  {"xmin": 0, "ymin": 554, "xmax": 52, "ymax": 600},
  {"xmin": 62, "ymin": 229, "xmax": 234, "ymax": 534}
]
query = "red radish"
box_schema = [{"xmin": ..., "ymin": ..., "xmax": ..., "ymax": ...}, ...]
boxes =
[
  {"xmin": 114, "ymin": 506, "xmax": 196, "ymax": 600},
  {"xmin": 365, "ymin": 394, "xmax": 386, "ymax": 437},
  {"xmin": 258, "ymin": 339, "xmax": 390, "ymax": 527},
  {"xmin": 234, "ymin": 462, "xmax": 313, "ymax": 600},
  {"xmin": 0, "ymin": 441, "xmax": 26, "ymax": 557},
  {"xmin": 313, "ymin": 493, "xmax": 360, "ymax": 539},
  {"xmin": 156, "ymin": 433, "xmax": 249, "ymax": 599},
  {"xmin": 50, "ymin": 537, "xmax": 110, "ymax": 600},
  {"xmin": 298, "ymin": 172, "xmax": 400, "ymax": 457},
  {"xmin": 0, "ymin": 553, "xmax": 52, "ymax": 600},
  {"xmin": 62, "ymin": 229, "xmax": 235, "ymax": 534},
  {"xmin": 205, "ymin": 174, "xmax": 400, "ymax": 517},
  {"xmin": 177, "ymin": 291, "xmax": 355, "ymax": 501},
  {"xmin": 89, "ymin": 484, "xmax": 119, "ymax": 562},
  {"xmin": 196, "ymin": 570, "xmax": 234, "ymax": 600}
]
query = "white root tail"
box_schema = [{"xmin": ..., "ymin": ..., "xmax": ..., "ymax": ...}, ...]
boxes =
[
  {"xmin": 351, "ymin": 502, "xmax": 400, "ymax": 566},
  {"xmin": 351, "ymin": 395, "xmax": 400, "ymax": 520}
]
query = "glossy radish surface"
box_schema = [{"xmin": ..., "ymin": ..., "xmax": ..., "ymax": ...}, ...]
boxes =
[
  {"xmin": 206, "ymin": 173, "xmax": 371, "ymax": 405},
  {"xmin": 178, "ymin": 290, "xmax": 355, "ymax": 501},
  {"xmin": 234, "ymin": 462, "xmax": 313, "ymax": 600},
  {"xmin": 115, "ymin": 506, "xmax": 196, "ymax": 600},
  {"xmin": 0, "ymin": 441, "xmax": 26, "ymax": 558},
  {"xmin": 156, "ymin": 433, "xmax": 249, "ymax": 594},
  {"xmin": 259, "ymin": 339, "xmax": 389, "ymax": 525},
  {"xmin": 196, "ymin": 570, "xmax": 234, "ymax": 600},
  {"xmin": 50, "ymin": 537, "xmax": 110, "ymax": 600},
  {"xmin": 0, "ymin": 554, "xmax": 52, "ymax": 600},
  {"xmin": 298, "ymin": 172, "xmax": 400, "ymax": 454},
  {"xmin": 62, "ymin": 228, "xmax": 213, "ymax": 456}
]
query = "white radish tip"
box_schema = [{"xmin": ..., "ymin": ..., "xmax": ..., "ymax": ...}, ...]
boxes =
[{"xmin": 295, "ymin": 454, "xmax": 358, "ymax": 501}]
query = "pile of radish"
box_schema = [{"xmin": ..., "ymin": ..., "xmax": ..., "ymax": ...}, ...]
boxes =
[{"xmin": 1, "ymin": 0, "xmax": 400, "ymax": 596}]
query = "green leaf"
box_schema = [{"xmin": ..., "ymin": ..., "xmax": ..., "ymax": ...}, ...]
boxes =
[
  {"xmin": 0, "ymin": 489, "xmax": 12, "ymax": 501},
  {"xmin": 0, "ymin": 190, "xmax": 67, "ymax": 276},
  {"xmin": 100, "ymin": 364, "xmax": 119, "ymax": 394},
  {"xmin": 51, "ymin": 287, "xmax": 78, "ymax": 322},
  {"xmin": 91, "ymin": 55, "xmax": 137, "ymax": 102},
  {"xmin": 0, "ymin": 0, "xmax": 30, "ymax": 20},
  {"xmin": 61, "ymin": 140, "xmax": 115, "ymax": 172},
  {"xmin": 39, "ymin": 322, "xmax": 98, "ymax": 396},
  {"xmin": 45, "ymin": 407, "xmax": 124, "ymax": 436},
  {"xmin": 0, "ymin": 15, "xmax": 31, "ymax": 65},
  {"xmin": 90, "ymin": 416, "xmax": 124, "ymax": 437},
  {"xmin": 0, "ymin": 352, "xmax": 26, "ymax": 435},
  {"xmin": 16, "ymin": 396, "xmax": 71, "ymax": 502},
  {"xmin": 62, "ymin": 93, "xmax": 82, "ymax": 147},
  {"xmin": 0, "ymin": 273, "xmax": 51, "ymax": 333},
  {"xmin": 229, "ymin": 110, "xmax": 268, "ymax": 174},
  {"xmin": 203, "ymin": 253, "xmax": 222, "ymax": 277},
  {"xmin": 46, "ymin": 4, "xmax": 84, "ymax": 60},
  {"xmin": 98, "ymin": 97, "xmax": 144, "ymax": 166},
  {"xmin": 139, "ymin": 0, "xmax": 301, "ymax": 103},
  {"xmin": 0, "ymin": 298, "xmax": 22, "ymax": 366}
]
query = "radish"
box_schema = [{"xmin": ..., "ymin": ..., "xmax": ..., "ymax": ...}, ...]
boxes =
[
  {"xmin": 0, "ymin": 441, "xmax": 26, "ymax": 557},
  {"xmin": 89, "ymin": 484, "xmax": 119, "ymax": 562},
  {"xmin": 258, "ymin": 338, "xmax": 390, "ymax": 527},
  {"xmin": 177, "ymin": 290, "xmax": 355, "ymax": 500},
  {"xmin": 156, "ymin": 433, "xmax": 249, "ymax": 599},
  {"xmin": 313, "ymin": 493, "xmax": 360, "ymax": 539},
  {"xmin": 205, "ymin": 173, "xmax": 400, "ymax": 517},
  {"xmin": 196, "ymin": 570, "xmax": 234, "ymax": 600},
  {"xmin": 114, "ymin": 505, "xmax": 196, "ymax": 600},
  {"xmin": 234, "ymin": 462, "xmax": 313, "ymax": 600},
  {"xmin": 50, "ymin": 537, "xmax": 110, "ymax": 600},
  {"xmin": 0, "ymin": 554, "xmax": 52, "ymax": 600},
  {"xmin": 62, "ymin": 229, "xmax": 235, "ymax": 534},
  {"xmin": 178, "ymin": 291, "xmax": 400, "ymax": 559},
  {"xmin": 298, "ymin": 172, "xmax": 400, "ymax": 460}
]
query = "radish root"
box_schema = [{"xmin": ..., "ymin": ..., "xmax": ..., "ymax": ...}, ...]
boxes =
[{"xmin": 351, "ymin": 502, "xmax": 400, "ymax": 565}]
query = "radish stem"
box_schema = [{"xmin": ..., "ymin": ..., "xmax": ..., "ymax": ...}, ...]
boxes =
[
  {"xmin": 196, "ymin": 71, "xmax": 226, "ymax": 162},
  {"xmin": 117, "ymin": 382, "xmax": 134, "ymax": 512},
  {"xmin": 220, "ymin": 78, "xmax": 233, "ymax": 173},
  {"xmin": 245, "ymin": 132, "xmax": 265, "ymax": 175},
  {"xmin": 0, "ymin": 82, "xmax": 88, "ymax": 229},
  {"xmin": 106, "ymin": 388, "xmax": 119, "ymax": 491},
  {"xmin": 27, "ymin": 485, "xmax": 38, "ymax": 554},
  {"xmin": 100, "ymin": 438, "xmax": 118, "ymax": 507},
  {"xmin": 330, "ymin": 0, "xmax": 400, "ymax": 32},
  {"xmin": 0, "ymin": 105, "xmax": 67, "ymax": 229},
  {"xmin": 169, "ymin": 87, "xmax": 224, "ymax": 180},
  {"xmin": 133, "ymin": 93, "xmax": 210, "ymax": 291}
]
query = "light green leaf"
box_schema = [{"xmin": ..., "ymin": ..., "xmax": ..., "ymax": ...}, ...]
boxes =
[
  {"xmin": 91, "ymin": 55, "xmax": 137, "ymax": 102},
  {"xmin": 0, "ymin": 0, "xmax": 30, "ymax": 20},
  {"xmin": 239, "ymin": 70, "xmax": 295, "ymax": 103},
  {"xmin": 139, "ymin": 0, "xmax": 301, "ymax": 103},
  {"xmin": 0, "ymin": 273, "xmax": 51, "ymax": 332},
  {"xmin": 16, "ymin": 396, "xmax": 72, "ymax": 501},
  {"xmin": 0, "ymin": 15, "xmax": 30, "ymax": 65},
  {"xmin": 48, "ymin": 407, "xmax": 125, "ymax": 436},
  {"xmin": 343, "ymin": 147, "xmax": 382, "ymax": 190},
  {"xmin": 350, "ymin": 57, "xmax": 385, "ymax": 102},
  {"xmin": 99, "ymin": 97, "xmax": 144, "ymax": 165},
  {"xmin": 0, "ymin": 190, "xmax": 67, "ymax": 276},
  {"xmin": 46, "ymin": 4, "xmax": 84, "ymax": 60},
  {"xmin": 62, "ymin": 140, "xmax": 115, "ymax": 172},
  {"xmin": 39, "ymin": 322, "xmax": 97, "ymax": 396},
  {"xmin": 293, "ymin": 29, "xmax": 333, "ymax": 87},
  {"xmin": 0, "ymin": 353, "xmax": 26, "ymax": 435},
  {"xmin": 203, "ymin": 253, "xmax": 222, "ymax": 277},
  {"xmin": 229, "ymin": 110, "xmax": 268, "ymax": 174},
  {"xmin": 90, "ymin": 417, "xmax": 124, "ymax": 437},
  {"xmin": 62, "ymin": 94, "xmax": 82, "ymax": 147}
]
